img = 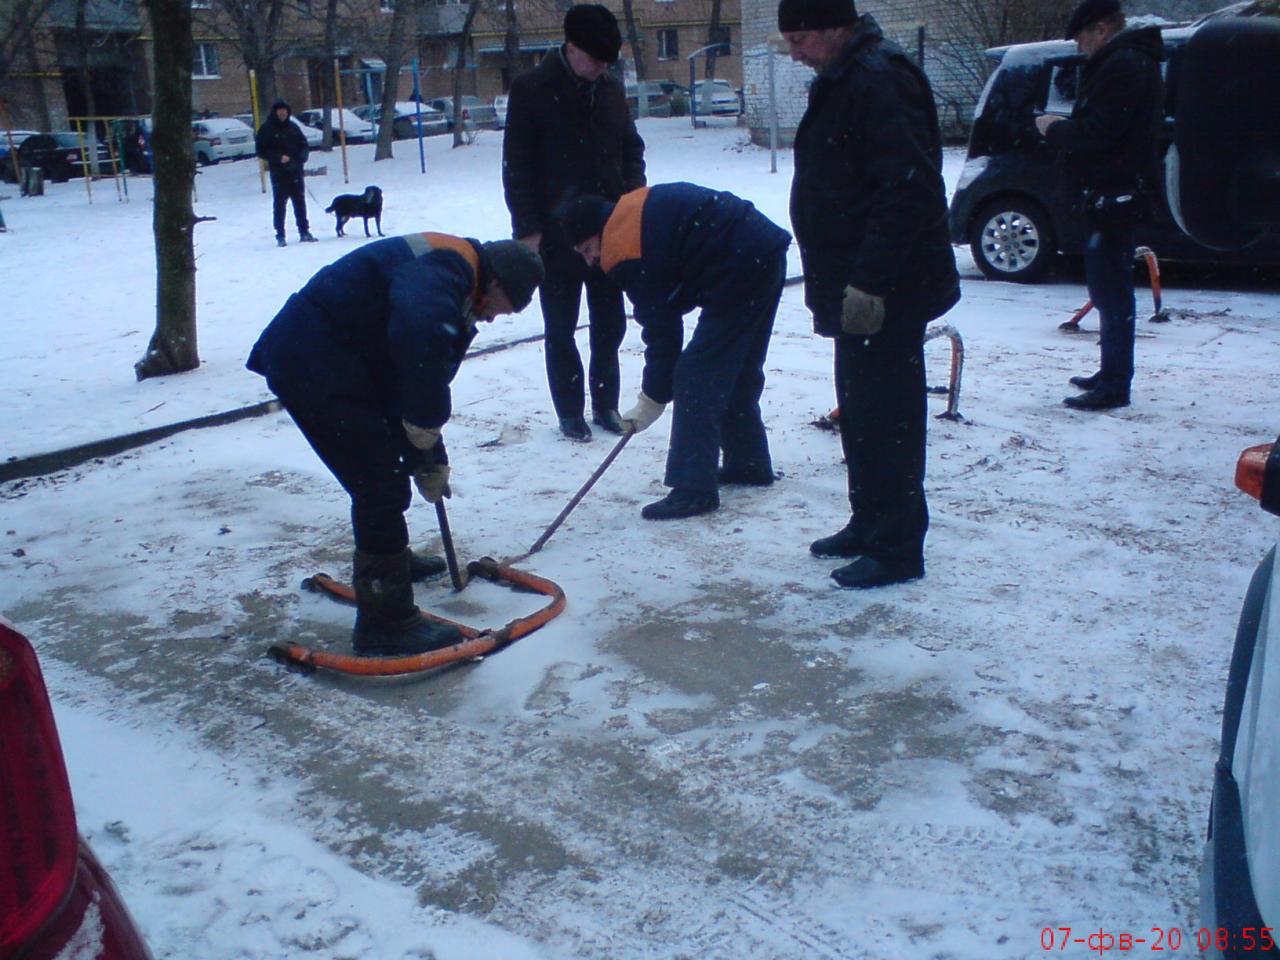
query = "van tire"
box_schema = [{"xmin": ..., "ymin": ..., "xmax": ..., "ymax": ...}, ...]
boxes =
[{"xmin": 969, "ymin": 197, "xmax": 1055, "ymax": 283}]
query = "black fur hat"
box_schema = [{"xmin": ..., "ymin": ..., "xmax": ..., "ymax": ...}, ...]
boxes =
[
  {"xmin": 482, "ymin": 240, "xmax": 545, "ymax": 312},
  {"xmin": 777, "ymin": 0, "xmax": 856, "ymax": 33},
  {"xmin": 564, "ymin": 4, "xmax": 623, "ymax": 64},
  {"xmin": 1064, "ymin": 0, "xmax": 1122, "ymax": 39}
]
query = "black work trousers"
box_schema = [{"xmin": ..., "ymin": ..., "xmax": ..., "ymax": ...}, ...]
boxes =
[
  {"xmin": 538, "ymin": 245, "xmax": 626, "ymax": 420},
  {"xmin": 280, "ymin": 396, "xmax": 416, "ymax": 556},
  {"xmin": 270, "ymin": 169, "xmax": 310, "ymax": 238},
  {"xmin": 834, "ymin": 319, "xmax": 929, "ymax": 566},
  {"xmin": 663, "ymin": 253, "xmax": 785, "ymax": 494}
]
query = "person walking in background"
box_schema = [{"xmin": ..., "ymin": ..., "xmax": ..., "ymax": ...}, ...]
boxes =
[
  {"xmin": 255, "ymin": 100, "xmax": 317, "ymax": 247},
  {"xmin": 502, "ymin": 4, "xmax": 646, "ymax": 443},
  {"xmin": 246, "ymin": 234, "xmax": 544, "ymax": 656},
  {"xmin": 1037, "ymin": 0, "xmax": 1164, "ymax": 411},
  {"xmin": 781, "ymin": 0, "xmax": 959, "ymax": 588},
  {"xmin": 561, "ymin": 183, "xmax": 790, "ymax": 520}
]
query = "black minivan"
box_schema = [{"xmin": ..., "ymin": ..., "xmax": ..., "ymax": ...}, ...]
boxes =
[{"xmin": 948, "ymin": 20, "xmax": 1280, "ymax": 282}]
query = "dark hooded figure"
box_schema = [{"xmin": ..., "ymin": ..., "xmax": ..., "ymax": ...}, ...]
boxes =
[
  {"xmin": 780, "ymin": 0, "xmax": 959, "ymax": 589},
  {"xmin": 1037, "ymin": 0, "xmax": 1164, "ymax": 411},
  {"xmin": 246, "ymin": 234, "xmax": 544, "ymax": 657},
  {"xmin": 502, "ymin": 4, "xmax": 647, "ymax": 443},
  {"xmin": 255, "ymin": 99, "xmax": 316, "ymax": 246}
]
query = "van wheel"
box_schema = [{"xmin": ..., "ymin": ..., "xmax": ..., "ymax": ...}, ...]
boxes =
[{"xmin": 969, "ymin": 198, "xmax": 1054, "ymax": 282}]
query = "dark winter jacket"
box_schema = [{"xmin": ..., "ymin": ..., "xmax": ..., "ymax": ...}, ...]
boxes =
[
  {"xmin": 502, "ymin": 49, "xmax": 646, "ymax": 252},
  {"xmin": 255, "ymin": 99, "xmax": 309, "ymax": 177},
  {"xmin": 599, "ymin": 182, "xmax": 791, "ymax": 404},
  {"xmin": 790, "ymin": 16, "xmax": 959, "ymax": 338},
  {"xmin": 1043, "ymin": 26, "xmax": 1165, "ymax": 195},
  {"xmin": 246, "ymin": 233, "xmax": 488, "ymax": 431}
]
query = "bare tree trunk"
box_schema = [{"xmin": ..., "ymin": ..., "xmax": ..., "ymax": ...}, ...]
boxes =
[
  {"xmin": 450, "ymin": 0, "xmax": 480, "ymax": 148},
  {"xmin": 621, "ymin": 0, "xmax": 644, "ymax": 82},
  {"xmin": 502, "ymin": 0, "xmax": 518, "ymax": 90},
  {"xmin": 136, "ymin": 0, "xmax": 201, "ymax": 381},
  {"xmin": 0, "ymin": 0, "xmax": 57, "ymax": 91},
  {"xmin": 374, "ymin": 0, "xmax": 414, "ymax": 160},
  {"xmin": 704, "ymin": 0, "xmax": 722, "ymax": 80},
  {"xmin": 73, "ymin": 0, "xmax": 101, "ymax": 174},
  {"xmin": 320, "ymin": 0, "xmax": 339, "ymax": 149}
]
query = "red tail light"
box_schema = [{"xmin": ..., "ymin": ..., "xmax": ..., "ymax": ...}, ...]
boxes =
[
  {"xmin": 0, "ymin": 623, "xmax": 79, "ymax": 953},
  {"xmin": 209, "ymin": 137, "xmax": 222, "ymax": 146},
  {"xmin": 461, "ymin": 108, "xmax": 471, "ymax": 121}
]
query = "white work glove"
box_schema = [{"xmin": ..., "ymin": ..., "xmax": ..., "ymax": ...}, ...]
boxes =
[
  {"xmin": 402, "ymin": 421, "xmax": 441, "ymax": 452},
  {"xmin": 620, "ymin": 392, "xmax": 667, "ymax": 434},
  {"xmin": 841, "ymin": 286, "xmax": 885, "ymax": 336},
  {"xmin": 412, "ymin": 462, "xmax": 451, "ymax": 504}
]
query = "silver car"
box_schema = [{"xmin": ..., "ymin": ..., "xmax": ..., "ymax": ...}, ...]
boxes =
[{"xmin": 424, "ymin": 96, "xmax": 500, "ymax": 131}]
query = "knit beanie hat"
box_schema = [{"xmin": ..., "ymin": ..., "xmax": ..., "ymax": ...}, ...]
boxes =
[
  {"xmin": 560, "ymin": 195, "xmax": 616, "ymax": 247},
  {"xmin": 564, "ymin": 4, "xmax": 623, "ymax": 64},
  {"xmin": 777, "ymin": 0, "xmax": 856, "ymax": 33},
  {"xmin": 1063, "ymin": 0, "xmax": 1121, "ymax": 38},
  {"xmin": 482, "ymin": 240, "xmax": 545, "ymax": 311}
]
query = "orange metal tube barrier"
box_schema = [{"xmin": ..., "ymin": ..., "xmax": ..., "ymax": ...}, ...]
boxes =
[
  {"xmin": 269, "ymin": 558, "xmax": 565, "ymax": 677},
  {"xmin": 1060, "ymin": 245, "xmax": 1164, "ymax": 330}
]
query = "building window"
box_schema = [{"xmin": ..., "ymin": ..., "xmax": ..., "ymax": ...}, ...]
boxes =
[
  {"xmin": 193, "ymin": 43, "xmax": 220, "ymax": 78},
  {"xmin": 380, "ymin": 0, "xmax": 394, "ymax": 9},
  {"xmin": 657, "ymin": 28, "xmax": 678, "ymax": 60}
]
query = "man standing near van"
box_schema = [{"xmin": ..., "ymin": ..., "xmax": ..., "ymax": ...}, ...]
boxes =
[
  {"xmin": 1037, "ymin": 0, "xmax": 1163, "ymax": 411},
  {"xmin": 503, "ymin": 4, "xmax": 646, "ymax": 442},
  {"xmin": 256, "ymin": 99, "xmax": 317, "ymax": 247},
  {"xmin": 780, "ymin": 0, "xmax": 959, "ymax": 589}
]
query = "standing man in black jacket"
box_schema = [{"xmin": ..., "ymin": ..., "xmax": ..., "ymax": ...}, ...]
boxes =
[
  {"xmin": 502, "ymin": 4, "xmax": 646, "ymax": 442},
  {"xmin": 255, "ymin": 99, "xmax": 317, "ymax": 247},
  {"xmin": 782, "ymin": 0, "xmax": 959, "ymax": 589},
  {"xmin": 1038, "ymin": 0, "xmax": 1164, "ymax": 411}
]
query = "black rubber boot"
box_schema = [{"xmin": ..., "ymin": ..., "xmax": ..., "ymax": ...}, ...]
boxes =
[
  {"xmin": 810, "ymin": 521, "xmax": 863, "ymax": 558},
  {"xmin": 591, "ymin": 409, "xmax": 625, "ymax": 435},
  {"xmin": 408, "ymin": 551, "xmax": 448, "ymax": 582},
  {"xmin": 351, "ymin": 549, "xmax": 463, "ymax": 656},
  {"xmin": 559, "ymin": 416, "xmax": 592, "ymax": 442},
  {"xmin": 1063, "ymin": 387, "xmax": 1130, "ymax": 411},
  {"xmin": 1069, "ymin": 372, "xmax": 1101, "ymax": 390},
  {"xmin": 830, "ymin": 556, "xmax": 923, "ymax": 589},
  {"xmin": 641, "ymin": 488, "xmax": 719, "ymax": 520}
]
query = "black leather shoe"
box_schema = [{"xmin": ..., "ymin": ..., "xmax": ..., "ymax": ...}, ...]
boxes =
[
  {"xmin": 830, "ymin": 556, "xmax": 923, "ymax": 589},
  {"xmin": 559, "ymin": 416, "xmax": 592, "ymax": 442},
  {"xmin": 408, "ymin": 551, "xmax": 448, "ymax": 582},
  {"xmin": 717, "ymin": 465, "xmax": 775, "ymax": 486},
  {"xmin": 1069, "ymin": 372, "xmax": 1101, "ymax": 390},
  {"xmin": 592, "ymin": 409, "xmax": 625, "ymax": 435},
  {"xmin": 810, "ymin": 522, "xmax": 863, "ymax": 558},
  {"xmin": 299, "ymin": 231, "xmax": 318, "ymax": 243},
  {"xmin": 641, "ymin": 488, "xmax": 719, "ymax": 520},
  {"xmin": 1063, "ymin": 388, "xmax": 1129, "ymax": 411}
]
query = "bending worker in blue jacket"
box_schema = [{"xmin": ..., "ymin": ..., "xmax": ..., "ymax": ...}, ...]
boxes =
[
  {"xmin": 247, "ymin": 234, "xmax": 544, "ymax": 656},
  {"xmin": 560, "ymin": 183, "xmax": 791, "ymax": 520}
]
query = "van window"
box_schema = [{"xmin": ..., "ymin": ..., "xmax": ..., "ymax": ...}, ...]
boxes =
[{"xmin": 1045, "ymin": 61, "xmax": 1082, "ymax": 114}]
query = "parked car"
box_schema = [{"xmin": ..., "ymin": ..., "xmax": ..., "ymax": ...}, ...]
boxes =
[
  {"xmin": 2, "ymin": 131, "xmax": 113, "ymax": 182},
  {"xmin": 625, "ymin": 81, "xmax": 671, "ymax": 119},
  {"xmin": 949, "ymin": 23, "xmax": 1280, "ymax": 282},
  {"xmin": 1200, "ymin": 441, "xmax": 1280, "ymax": 960},
  {"xmin": 362, "ymin": 101, "xmax": 449, "ymax": 140},
  {"xmin": 296, "ymin": 108, "xmax": 376, "ymax": 144},
  {"xmin": 110, "ymin": 118, "xmax": 153, "ymax": 174},
  {"xmin": 690, "ymin": 79, "xmax": 741, "ymax": 117},
  {"xmin": 422, "ymin": 96, "xmax": 500, "ymax": 131},
  {"xmin": 191, "ymin": 117, "xmax": 256, "ymax": 165},
  {"xmin": 0, "ymin": 129, "xmax": 39, "ymax": 161},
  {"xmin": 234, "ymin": 113, "xmax": 323, "ymax": 150},
  {"xmin": 0, "ymin": 621, "xmax": 153, "ymax": 959},
  {"xmin": 493, "ymin": 94, "xmax": 509, "ymax": 128}
]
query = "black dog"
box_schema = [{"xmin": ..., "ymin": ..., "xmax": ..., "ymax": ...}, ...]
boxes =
[{"xmin": 325, "ymin": 185, "xmax": 384, "ymax": 238}]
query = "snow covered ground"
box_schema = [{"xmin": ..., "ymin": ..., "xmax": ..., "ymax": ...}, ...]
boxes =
[{"xmin": 2, "ymin": 117, "xmax": 1280, "ymax": 959}]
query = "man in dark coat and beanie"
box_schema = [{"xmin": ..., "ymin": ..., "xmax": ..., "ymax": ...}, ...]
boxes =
[
  {"xmin": 1037, "ymin": 0, "xmax": 1164, "ymax": 411},
  {"xmin": 502, "ymin": 4, "xmax": 646, "ymax": 443},
  {"xmin": 255, "ymin": 100, "xmax": 316, "ymax": 246},
  {"xmin": 246, "ymin": 234, "xmax": 544, "ymax": 656},
  {"xmin": 561, "ymin": 183, "xmax": 791, "ymax": 520},
  {"xmin": 781, "ymin": 0, "xmax": 959, "ymax": 589}
]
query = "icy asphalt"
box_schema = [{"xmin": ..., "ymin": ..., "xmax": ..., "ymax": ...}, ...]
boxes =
[{"xmin": 2, "ymin": 119, "xmax": 1280, "ymax": 958}]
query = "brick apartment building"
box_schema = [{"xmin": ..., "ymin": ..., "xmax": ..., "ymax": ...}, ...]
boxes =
[{"xmin": 1, "ymin": 0, "xmax": 742, "ymax": 132}]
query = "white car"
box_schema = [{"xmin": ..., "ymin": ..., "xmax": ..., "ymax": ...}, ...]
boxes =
[
  {"xmin": 296, "ymin": 108, "xmax": 375, "ymax": 144},
  {"xmin": 691, "ymin": 79, "xmax": 742, "ymax": 117},
  {"xmin": 236, "ymin": 113, "xmax": 323, "ymax": 150},
  {"xmin": 191, "ymin": 117, "xmax": 256, "ymax": 165}
]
